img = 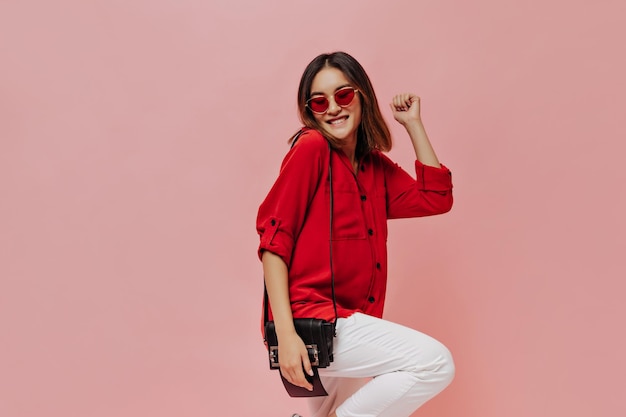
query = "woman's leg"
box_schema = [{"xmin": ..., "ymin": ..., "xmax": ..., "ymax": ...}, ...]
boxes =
[
  {"xmin": 307, "ymin": 376, "xmax": 368, "ymax": 417},
  {"xmin": 310, "ymin": 313, "xmax": 455, "ymax": 417}
]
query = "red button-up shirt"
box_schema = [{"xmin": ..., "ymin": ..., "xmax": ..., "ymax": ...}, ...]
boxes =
[{"xmin": 257, "ymin": 129, "xmax": 453, "ymax": 322}]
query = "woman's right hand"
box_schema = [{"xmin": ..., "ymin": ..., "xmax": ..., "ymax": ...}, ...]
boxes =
[{"xmin": 278, "ymin": 331, "xmax": 314, "ymax": 391}]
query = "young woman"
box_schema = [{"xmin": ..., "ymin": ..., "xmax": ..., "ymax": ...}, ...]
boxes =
[{"xmin": 257, "ymin": 51, "xmax": 455, "ymax": 417}]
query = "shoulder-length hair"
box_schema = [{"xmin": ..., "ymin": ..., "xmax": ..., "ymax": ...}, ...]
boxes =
[{"xmin": 291, "ymin": 51, "xmax": 392, "ymax": 157}]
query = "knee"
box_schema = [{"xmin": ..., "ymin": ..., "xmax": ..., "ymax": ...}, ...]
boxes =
[
  {"xmin": 438, "ymin": 344, "xmax": 455, "ymax": 387},
  {"xmin": 412, "ymin": 341, "xmax": 455, "ymax": 388}
]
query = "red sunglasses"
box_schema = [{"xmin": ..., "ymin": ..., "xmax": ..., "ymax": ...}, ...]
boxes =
[{"xmin": 306, "ymin": 87, "xmax": 359, "ymax": 114}]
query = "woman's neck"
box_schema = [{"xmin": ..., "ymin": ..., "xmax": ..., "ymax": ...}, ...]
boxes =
[
  {"xmin": 340, "ymin": 140, "xmax": 358, "ymax": 173},
  {"xmin": 340, "ymin": 135, "xmax": 358, "ymax": 164}
]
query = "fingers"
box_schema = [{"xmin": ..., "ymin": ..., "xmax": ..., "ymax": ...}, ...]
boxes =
[
  {"xmin": 390, "ymin": 93, "xmax": 422, "ymax": 126},
  {"xmin": 391, "ymin": 93, "xmax": 418, "ymax": 112},
  {"xmin": 391, "ymin": 94, "xmax": 406, "ymax": 112},
  {"xmin": 282, "ymin": 367, "xmax": 314, "ymax": 391},
  {"xmin": 301, "ymin": 351, "xmax": 314, "ymax": 378},
  {"xmin": 279, "ymin": 350, "xmax": 314, "ymax": 391}
]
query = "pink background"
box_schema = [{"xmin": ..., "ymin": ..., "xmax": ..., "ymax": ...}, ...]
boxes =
[{"xmin": 1, "ymin": 1, "xmax": 625, "ymax": 416}]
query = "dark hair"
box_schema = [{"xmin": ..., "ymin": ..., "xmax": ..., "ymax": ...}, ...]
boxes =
[{"xmin": 291, "ymin": 51, "xmax": 392, "ymax": 157}]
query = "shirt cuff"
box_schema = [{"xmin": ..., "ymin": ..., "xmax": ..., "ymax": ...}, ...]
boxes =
[
  {"xmin": 415, "ymin": 160, "xmax": 453, "ymax": 192},
  {"xmin": 257, "ymin": 217, "xmax": 294, "ymax": 267}
]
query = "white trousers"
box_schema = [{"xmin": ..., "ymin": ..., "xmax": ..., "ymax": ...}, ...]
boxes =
[{"xmin": 307, "ymin": 313, "xmax": 455, "ymax": 417}]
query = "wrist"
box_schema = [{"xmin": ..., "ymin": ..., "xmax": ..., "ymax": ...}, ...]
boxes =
[
  {"xmin": 402, "ymin": 118, "xmax": 423, "ymax": 129},
  {"xmin": 273, "ymin": 318, "xmax": 297, "ymax": 336},
  {"xmin": 276, "ymin": 327, "xmax": 299, "ymax": 342}
]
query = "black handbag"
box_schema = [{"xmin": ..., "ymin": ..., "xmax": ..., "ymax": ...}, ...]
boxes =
[
  {"xmin": 263, "ymin": 134, "xmax": 338, "ymax": 397},
  {"xmin": 263, "ymin": 318, "xmax": 335, "ymax": 397}
]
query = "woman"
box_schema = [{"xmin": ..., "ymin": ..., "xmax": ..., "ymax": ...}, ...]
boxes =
[{"xmin": 257, "ymin": 51, "xmax": 455, "ymax": 417}]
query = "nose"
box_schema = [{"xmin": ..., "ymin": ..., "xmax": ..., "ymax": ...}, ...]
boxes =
[{"xmin": 326, "ymin": 97, "xmax": 341, "ymax": 115}]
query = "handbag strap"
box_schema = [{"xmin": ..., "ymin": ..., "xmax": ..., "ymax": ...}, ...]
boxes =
[{"xmin": 263, "ymin": 130, "xmax": 338, "ymax": 333}]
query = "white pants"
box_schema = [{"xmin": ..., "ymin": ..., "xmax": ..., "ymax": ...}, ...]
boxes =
[{"xmin": 307, "ymin": 313, "xmax": 455, "ymax": 417}]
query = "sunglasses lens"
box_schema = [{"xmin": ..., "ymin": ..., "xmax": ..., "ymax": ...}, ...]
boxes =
[
  {"xmin": 307, "ymin": 88, "xmax": 356, "ymax": 113},
  {"xmin": 308, "ymin": 96, "xmax": 329, "ymax": 113},
  {"xmin": 335, "ymin": 88, "xmax": 355, "ymax": 106}
]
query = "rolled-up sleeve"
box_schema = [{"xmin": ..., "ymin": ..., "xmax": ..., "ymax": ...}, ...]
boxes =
[
  {"xmin": 414, "ymin": 160, "xmax": 453, "ymax": 192},
  {"xmin": 382, "ymin": 154, "xmax": 453, "ymax": 219},
  {"xmin": 256, "ymin": 131, "xmax": 328, "ymax": 267},
  {"xmin": 257, "ymin": 216, "xmax": 292, "ymax": 263}
]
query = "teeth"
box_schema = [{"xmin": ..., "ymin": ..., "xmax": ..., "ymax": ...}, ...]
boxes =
[{"xmin": 329, "ymin": 117, "xmax": 347, "ymax": 125}]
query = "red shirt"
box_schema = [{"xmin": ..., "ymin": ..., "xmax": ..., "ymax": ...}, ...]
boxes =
[{"xmin": 257, "ymin": 129, "xmax": 453, "ymax": 322}]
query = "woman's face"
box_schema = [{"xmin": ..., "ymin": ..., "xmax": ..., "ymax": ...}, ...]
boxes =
[{"xmin": 309, "ymin": 67, "xmax": 362, "ymax": 145}]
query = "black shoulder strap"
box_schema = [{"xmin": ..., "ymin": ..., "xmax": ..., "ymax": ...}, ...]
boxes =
[{"xmin": 290, "ymin": 128, "xmax": 306, "ymax": 148}]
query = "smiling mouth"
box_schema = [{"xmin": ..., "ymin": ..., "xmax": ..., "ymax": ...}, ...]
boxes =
[{"xmin": 327, "ymin": 116, "xmax": 348, "ymax": 125}]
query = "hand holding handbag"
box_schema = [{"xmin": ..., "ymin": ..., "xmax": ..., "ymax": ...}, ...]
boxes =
[{"xmin": 262, "ymin": 134, "xmax": 337, "ymax": 397}]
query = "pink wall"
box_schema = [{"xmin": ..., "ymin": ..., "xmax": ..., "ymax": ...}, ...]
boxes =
[{"xmin": 1, "ymin": 1, "xmax": 625, "ymax": 416}]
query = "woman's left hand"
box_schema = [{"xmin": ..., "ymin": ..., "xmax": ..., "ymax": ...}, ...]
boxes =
[{"xmin": 390, "ymin": 93, "xmax": 422, "ymax": 126}]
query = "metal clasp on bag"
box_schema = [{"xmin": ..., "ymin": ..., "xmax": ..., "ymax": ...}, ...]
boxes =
[{"xmin": 269, "ymin": 344, "xmax": 320, "ymax": 369}]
